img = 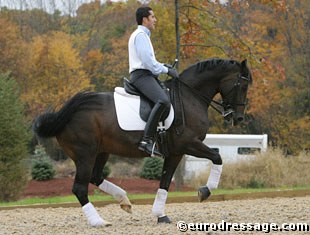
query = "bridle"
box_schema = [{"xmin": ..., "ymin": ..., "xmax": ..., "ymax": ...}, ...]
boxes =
[
  {"xmin": 220, "ymin": 74, "xmax": 250, "ymax": 116},
  {"xmin": 176, "ymin": 73, "xmax": 250, "ymax": 118}
]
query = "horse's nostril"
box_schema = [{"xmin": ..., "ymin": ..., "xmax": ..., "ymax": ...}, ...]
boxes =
[{"xmin": 237, "ymin": 117, "xmax": 244, "ymax": 122}]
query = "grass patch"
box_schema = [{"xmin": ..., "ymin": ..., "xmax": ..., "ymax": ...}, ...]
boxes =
[
  {"xmin": 212, "ymin": 185, "xmax": 310, "ymax": 195},
  {"xmin": 0, "ymin": 194, "xmax": 114, "ymax": 207},
  {"xmin": 1, "ymin": 186, "xmax": 309, "ymax": 207}
]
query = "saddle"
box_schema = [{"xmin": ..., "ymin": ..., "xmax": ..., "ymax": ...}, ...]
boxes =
[
  {"xmin": 123, "ymin": 78, "xmax": 170, "ymax": 122},
  {"xmin": 114, "ymin": 78, "xmax": 174, "ymax": 158},
  {"xmin": 113, "ymin": 81, "xmax": 174, "ymax": 132}
]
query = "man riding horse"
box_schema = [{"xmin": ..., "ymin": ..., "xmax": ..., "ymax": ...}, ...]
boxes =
[
  {"xmin": 128, "ymin": 6, "xmax": 179, "ymax": 157},
  {"xmin": 33, "ymin": 6, "xmax": 252, "ymax": 227}
]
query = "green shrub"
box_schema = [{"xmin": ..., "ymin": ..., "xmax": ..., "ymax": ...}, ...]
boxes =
[
  {"xmin": 0, "ymin": 73, "xmax": 30, "ymax": 202},
  {"xmin": 140, "ymin": 157, "xmax": 164, "ymax": 180},
  {"xmin": 246, "ymin": 177, "xmax": 265, "ymax": 188},
  {"xmin": 31, "ymin": 145, "xmax": 55, "ymax": 181},
  {"xmin": 103, "ymin": 164, "xmax": 111, "ymax": 178}
]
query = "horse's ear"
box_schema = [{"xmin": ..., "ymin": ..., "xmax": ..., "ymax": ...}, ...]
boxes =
[{"xmin": 241, "ymin": 59, "xmax": 247, "ymax": 67}]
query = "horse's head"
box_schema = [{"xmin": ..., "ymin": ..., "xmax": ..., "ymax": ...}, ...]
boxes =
[
  {"xmin": 178, "ymin": 58, "xmax": 252, "ymax": 125},
  {"xmin": 219, "ymin": 59, "xmax": 252, "ymax": 125}
]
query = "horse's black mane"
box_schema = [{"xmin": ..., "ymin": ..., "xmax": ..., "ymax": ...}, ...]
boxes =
[{"xmin": 194, "ymin": 58, "xmax": 240, "ymax": 73}]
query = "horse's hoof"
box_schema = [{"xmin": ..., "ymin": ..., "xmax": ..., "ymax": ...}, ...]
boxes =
[
  {"xmin": 157, "ymin": 215, "xmax": 171, "ymax": 224},
  {"xmin": 198, "ymin": 186, "xmax": 211, "ymax": 202},
  {"xmin": 120, "ymin": 204, "xmax": 132, "ymax": 214},
  {"xmin": 89, "ymin": 218, "xmax": 112, "ymax": 227},
  {"xmin": 102, "ymin": 220, "xmax": 112, "ymax": 227},
  {"xmin": 119, "ymin": 195, "xmax": 132, "ymax": 213}
]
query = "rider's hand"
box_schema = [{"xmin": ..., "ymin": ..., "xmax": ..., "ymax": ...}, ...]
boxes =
[
  {"xmin": 164, "ymin": 63, "xmax": 173, "ymax": 69},
  {"xmin": 167, "ymin": 67, "xmax": 179, "ymax": 79}
]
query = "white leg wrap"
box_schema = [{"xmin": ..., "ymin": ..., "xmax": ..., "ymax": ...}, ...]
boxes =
[
  {"xmin": 82, "ymin": 202, "xmax": 111, "ymax": 227},
  {"xmin": 152, "ymin": 189, "xmax": 168, "ymax": 217},
  {"xmin": 99, "ymin": 180, "xmax": 127, "ymax": 201},
  {"xmin": 206, "ymin": 164, "xmax": 223, "ymax": 190},
  {"xmin": 99, "ymin": 180, "xmax": 132, "ymax": 213}
]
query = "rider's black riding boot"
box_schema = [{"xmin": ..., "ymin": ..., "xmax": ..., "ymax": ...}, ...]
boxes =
[{"xmin": 139, "ymin": 102, "xmax": 167, "ymax": 157}]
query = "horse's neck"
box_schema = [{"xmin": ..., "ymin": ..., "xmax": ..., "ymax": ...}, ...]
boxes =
[
  {"xmin": 183, "ymin": 83, "xmax": 217, "ymax": 110},
  {"xmin": 168, "ymin": 78, "xmax": 217, "ymax": 121}
]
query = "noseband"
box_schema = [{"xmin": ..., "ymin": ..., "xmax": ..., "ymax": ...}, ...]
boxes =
[{"xmin": 221, "ymin": 74, "xmax": 250, "ymax": 112}]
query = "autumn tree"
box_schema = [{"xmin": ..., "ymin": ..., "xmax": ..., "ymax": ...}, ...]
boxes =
[
  {"xmin": 0, "ymin": 18, "xmax": 29, "ymax": 85},
  {"xmin": 23, "ymin": 31, "xmax": 92, "ymax": 116},
  {"xmin": 175, "ymin": 0, "xmax": 308, "ymax": 152},
  {"xmin": 0, "ymin": 7, "xmax": 62, "ymax": 40},
  {"xmin": 237, "ymin": 0, "xmax": 309, "ymax": 152}
]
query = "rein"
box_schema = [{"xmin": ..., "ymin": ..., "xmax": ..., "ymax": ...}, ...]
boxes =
[{"xmin": 177, "ymin": 79, "xmax": 224, "ymax": 115}]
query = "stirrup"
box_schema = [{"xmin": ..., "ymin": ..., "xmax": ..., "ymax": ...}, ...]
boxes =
[
  {"xmin": 138, "ymin": 139, "xmax": 163, "ymax": 157},
  {"xmin": 150, "ymin": 141, "xmax": 162, "ymax": 157}
]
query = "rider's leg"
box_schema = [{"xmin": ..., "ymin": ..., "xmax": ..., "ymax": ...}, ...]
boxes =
[
  {"xmin": 139, "ymin": 101, "xmax": 168, "ymax": 156},
  {"xmin": 130, "ymin": 71, "xmax": 170, "ymax": 157}
]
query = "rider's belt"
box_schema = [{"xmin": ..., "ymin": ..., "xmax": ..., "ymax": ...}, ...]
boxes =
[{"xmin": 130, "ymin": 69, "xmax": 156, "ymax": 80}]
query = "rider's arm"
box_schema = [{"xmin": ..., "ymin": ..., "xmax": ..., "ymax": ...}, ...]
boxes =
[{"xmin": 134, "ymin": 33, "xmax": 168, "ymax": 76}]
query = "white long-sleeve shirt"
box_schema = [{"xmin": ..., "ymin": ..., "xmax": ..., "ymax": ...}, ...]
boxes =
[{"xmin": 128, "ymin": 25, "xmax": 168, "ymax": 75}]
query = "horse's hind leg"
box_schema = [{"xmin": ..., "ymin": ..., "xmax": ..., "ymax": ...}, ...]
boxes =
[
  {"xmin": 90, "ymin": 152, "xmax": 132, "ymax": 213},
  {"xmin": 72, "ymin": 150, "xmax": 111, "ymax": 227}
]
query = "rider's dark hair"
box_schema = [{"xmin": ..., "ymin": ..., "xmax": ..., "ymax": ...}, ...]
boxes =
[{"xmin": 136, "ymin": 7, "xmax": 152, "ymax": 25}]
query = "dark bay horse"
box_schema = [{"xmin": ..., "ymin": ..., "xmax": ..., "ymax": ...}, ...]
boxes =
[{"xmin": 33, "ymin": 58, "xmax": 252, "ymax": 226}]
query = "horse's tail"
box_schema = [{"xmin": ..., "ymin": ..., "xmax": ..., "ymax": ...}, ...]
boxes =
[
  {"xmin": 33, "ymin": 111, "xmax": 67, "ymax": 138},
  {"xmin": 33, "ymin": 91, "xmax": 100, "ymax": 138}
]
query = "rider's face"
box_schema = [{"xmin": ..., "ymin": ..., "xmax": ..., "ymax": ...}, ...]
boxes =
[{"xmin": 143, "ymin": 10, "xmax": 156, "ymax": 31}]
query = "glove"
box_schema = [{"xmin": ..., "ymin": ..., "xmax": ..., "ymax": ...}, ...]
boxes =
[{"xmin": 167, "ymin": 68, "xmax": 179, "ymax": 79}]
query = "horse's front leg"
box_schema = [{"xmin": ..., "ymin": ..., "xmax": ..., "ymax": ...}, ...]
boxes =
[
  {"xmin": 185, "ymin": 139, "xmax": 223, "ymax": 202},
  {"xmin": 152, "ymin": 155, "xmax": 182, "ymax": 223}
]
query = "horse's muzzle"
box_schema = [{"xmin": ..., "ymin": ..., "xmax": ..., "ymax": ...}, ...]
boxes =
[
  {"xmin": 233, "ymin": 112, "xmax": 244, "ymax": 125},
  {"xmin": 224, "ymin": 112, "xmax": 233, "ymax": 123},
  {"xmin": 224, "ymin": 112, "xmax": 244, "ymax": 126}
]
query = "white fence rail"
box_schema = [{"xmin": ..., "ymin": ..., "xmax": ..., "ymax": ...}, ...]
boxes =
[{"xmin": 184, "ymin": 134, "xmax": 268, "ymax": 180}]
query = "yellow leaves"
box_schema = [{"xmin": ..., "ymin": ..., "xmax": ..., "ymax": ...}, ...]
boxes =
[
  {"xmin": 286, "ymin": 116, "xmax": 310, "ymax": 151},
  {"xmin": 0, "ymin": 18, "xmax": 28, "ymax": 79},
  {"xmin": 289, "ymin": 116, "xmax": 310, "ymax": 131},
  {"xmin": 22, "ymin": 31, "xmax": 93, "ymax": 116},
  {"xmin": 83, "ymin": 49, "xmax": 104, "ymax": 80},
  {"xmin": 101, "ymin": 33, "xmax": 129, "ymax": 91}
]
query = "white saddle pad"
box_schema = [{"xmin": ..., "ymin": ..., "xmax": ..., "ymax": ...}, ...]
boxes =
[{"xmin": 114, "ymin": 87, "xmax": 174, "ymax": 131}]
